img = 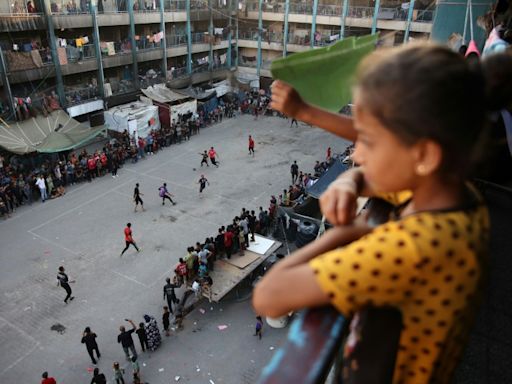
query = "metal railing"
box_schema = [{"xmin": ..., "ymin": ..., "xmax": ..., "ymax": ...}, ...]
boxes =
[
  {"xmin": 239, "ymin": 30, "xmax": 283, "ymax": 44},
  {"xmin": 64, "ymin": 85, "xmax": 100, "ymax": 106},
  {"xmin": 167, "ymin": 34, "xmax": 188, "ymax": 47}
]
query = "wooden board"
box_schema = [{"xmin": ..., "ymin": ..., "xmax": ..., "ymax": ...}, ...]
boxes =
[{"xmin": 224, "ymin": 250, "xmax": 261, "ymax": 269}]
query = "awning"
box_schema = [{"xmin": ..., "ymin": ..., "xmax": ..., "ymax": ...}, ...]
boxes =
[
  {"xmin": 0, "ymin": 110, "xmax": 106, "ymax": 154},
  {"xmin": 306, "ymin": 160, "xmax": 350, "ymax": 199},
  {"xmin": 141, "ymin": 83, "xmax": 190, "ymax": 104}
]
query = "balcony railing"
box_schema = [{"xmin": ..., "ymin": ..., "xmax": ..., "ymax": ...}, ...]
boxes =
[{"xmin": 167, "ymin": 34, "xmax": 188, "ymax": 47}]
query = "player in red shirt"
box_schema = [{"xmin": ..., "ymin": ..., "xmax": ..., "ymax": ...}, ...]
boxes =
[
  {"xmin": 41, "ymin": 372, "xmax": 57, "ymax": 384},
  {"xmin": 208, "ymin": 147, "xmax": 219, "ymax": 167},
  {"xmin": 248, "ymin": 135, "xmax": 255, "ymax": 156},
  {"xmin": 223, "ymin": 226, "xmax": 234, "ymax": 259},
  {"xmin": 120, "ymin": 223, "xmax": 140, "ymax": 257}
]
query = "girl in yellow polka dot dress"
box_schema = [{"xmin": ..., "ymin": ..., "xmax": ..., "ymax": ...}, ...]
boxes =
[{"xmin": 253, "ymin": 44, "xmax": 511, "ymax": 383}]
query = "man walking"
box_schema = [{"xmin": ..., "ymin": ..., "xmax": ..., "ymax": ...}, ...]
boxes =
[
  {"xmin": 159, "ymin": 183, "xmax": 176, "ymax": 205},
  {"xmin": 120, "ymin": 223, "xmax": 140, "ymax": 257},
  {"xmin": 133, "ymin": 183, "xmax": 145, "ymax": 212},
  {"xmin": 290, "ymin": 160, "xmax": 299, "ymax": 184},
  {"xmin": 290, "ymin": 118, "xmax": 298, "ymax": 127},
  {"xmin": 35, "ymin": 174, "xmax": 47, "ymax": 203},
  {"xmin": 90, "ymin": 368, "xmax": 107, "ymax": 384},
  {"xmin": 248, "ymin": 135, "xmax": 255, "ymax": 156},
  {"xmin": 198, "ymin": 175, "xmax": 209, "ymax": 193},
  {"xmin": 57, "ymin": 266, "xmax": 74, "ymax": 303},
  {"xmin": 208, "ymin": 147, "xmax": 219, "ymax": 167},
  {"xmin": 117, "ymin": 319, "xmax": 138, "ymax": 360},
  {"xmin": 163, "ymin": 277, "xmax": 178, "ymax": 314},
  {"xmin": 81, "ymin": 327, "xmax": 101, "ymax": 365}
]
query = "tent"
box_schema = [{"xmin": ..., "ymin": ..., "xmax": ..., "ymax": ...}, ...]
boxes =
[
  {"xmin": 306, "ymin": 160, "xmax": 350, "ymax": 199},
  {"xmin": 104, "ymin": 101, "xmax": 160, "ymax": 140},
  {"xmin": 0, "ymin": 110, "xmax": 106, "ymax": 154}
]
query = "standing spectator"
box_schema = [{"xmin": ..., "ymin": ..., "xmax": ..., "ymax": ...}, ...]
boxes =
[
  {"xmin": 143, "ymin": 314, "xmax": 162, "ymax": 351},
  {"xmin": 35, "ymin": 174, "xmax": 47, "ymax": 202},
  {"xmin": 27, "ymin": 1, "xmax": 37, "ymax": 13},
  {"xmin": 326, "ymin": 146, "xmax": 332, "ymax": 162},
  {"xmin": 120, "ymin": 223, "xmax": 140, "ymax": 257},
  {"xmin": 224, "ymin": 225, "xmax": 234, "ymax": 259},
  {"xmin": 117, "ymin": 319, "xmax": 137, "ymax": 360},
  {"xmin": 113, "ymin": 362, "xmax": 125, "ymax": 384},
  {"xmin": 81, "ymin": 327, "xmax": 101, "ymax": 365},
  {"xmin": 57, "ymin": 266, "xmax": 74, "ymax": 303},
  {"xmin": 254, "ymin": 316, "xmax": 263, "ymax": 339},
  {"xmin": 174, "ymin": 258, "xmax": 187, "ymax": 286},
  {"xmin": 133, "ymin": 183, "xmax": 145, "ymax": 212},
  {"xmin": 131, "ymin": 356, "xmax": 140, "ymax": 376},
  {"xmin": 136, "ymin": 322, "xmax": 149, "ymax": 352},
  {"xmin": 90, "ymin": 367, "xmax": 107, "ymax": 384},
  {"xmin": 163, "ymin": 277, "xmax": 178, "ymax": 314},
  {"xmin": 41, "ymin": 372, "xmax": 57, "ymax": 384},
  {"xmin": 162, "ymin": 306, "xmax": 170, "ymax": 336},
  {"xmin": 290, "ymin": 161, "xmax": 299, "ymax": 184},
  {"xmin": 248, "ymin": 135, "xmax": 255, "ymax": 156},
  {"xmin": 290, "ymin": 117, "xmax": 298, "ymax": 127}
]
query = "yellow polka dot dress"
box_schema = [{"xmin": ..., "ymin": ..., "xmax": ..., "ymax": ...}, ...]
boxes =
[{"xmin": 309, "ymin": 191, "xmax": 489, "ymax": 384}]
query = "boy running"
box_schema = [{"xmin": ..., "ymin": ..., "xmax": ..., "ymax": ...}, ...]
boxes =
[
  {"xmin": 208, "ymin": 147, "xmax": 219, "ymax": 167},
  {"xmin": 248, "ymin": 135, "xmax": 255, "ymax": 156},
  {"xmin": 159, "ymin": 183, "xmax": 176, "ymax": 205},
  {"xmin": 120, "ymin": 223, "xmax": 140, "ymax": 256},
  {"xmin": 199, "ymin": 150, "xmax": 209, "ymax": 167},
  {"xmin": 198, "ymin": 175, "xmax": 209, "ymax": 193}
]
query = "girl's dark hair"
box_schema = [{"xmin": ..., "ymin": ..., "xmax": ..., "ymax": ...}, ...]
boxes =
[{"xmin": 355, "ymin": 43, "xmax": 511, "ymax": 177}]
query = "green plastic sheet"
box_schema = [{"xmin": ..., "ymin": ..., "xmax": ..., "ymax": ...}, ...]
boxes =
[{"xmin": 271, "ymin": 34, "xmax": 378, "ymax": 112}]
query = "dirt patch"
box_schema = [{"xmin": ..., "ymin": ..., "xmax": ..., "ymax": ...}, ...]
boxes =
[{"xmin": 51, "ymin": 323, "xmax": 66, "ymax": 334}]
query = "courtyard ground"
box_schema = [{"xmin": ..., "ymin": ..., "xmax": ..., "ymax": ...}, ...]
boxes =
[{"xmin": 0, "ymin": 114, "xmax": 350, "ymax": 383}]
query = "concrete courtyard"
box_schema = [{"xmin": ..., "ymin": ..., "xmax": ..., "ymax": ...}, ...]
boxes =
[{"xmin": 0, "ymin": 114, "xmax": 350, "ymax": 384}]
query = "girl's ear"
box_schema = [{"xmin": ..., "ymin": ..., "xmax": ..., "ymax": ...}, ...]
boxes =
[{"xmin": 413, "ymin": 139, "xmax": 443, "ymax": 176}]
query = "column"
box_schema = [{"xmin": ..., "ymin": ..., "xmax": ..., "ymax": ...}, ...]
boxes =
[
  {"xmin": 283, "ymin": 0, "xmax": 290, "ymax": 57},
  {"xmin": 340, "ymin": 0, "xmax": 349, "ymax": 39},
  {"xmin": 90, "ymin": 1, "xmax": 105, "ymax": 98},
  {"xmin": 371, "ymin": 0, "xmax": 381, "ymax": 34},
  {"xmin": 310, "ymin": 0, "xmax": 319, "ymax": 48},
  {"xmin": 159, "ymin": 0, "xmax": 167, "ymax": 79},
  {"xmin": 208, "ymin": 0, "xmax": 213, "ymax": 71},
  {"xmin": 0, "ymin": 48, "xmax": 14, "ymax": 116},
  {"xmin": 127, "ymin": 0, "xmax": 139, "ymax": 88},
  {"xmin": 186, "ymin": 0, "xmax": 192, "ymax": 74},
  {"xmin": 403, "ymin": 0, "xmax": 416, "ymax": 42},
  {"xmin": 257, "ymin": 0, "xmax": 262, "ymax": 77},
  {"xmin": 235, "ymin": 9, "xmax": 239, "ymax": 67},
  {"xmin": 227, "ymin": 0, "xmax": 232, "ymax": 67},
  {"xmin": 42, "ymin": 0, "xmax": 65, "ymax": 106}
]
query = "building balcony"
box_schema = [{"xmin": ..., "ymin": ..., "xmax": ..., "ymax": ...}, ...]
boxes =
[{"xmin": 0, "ymin": 12, "xmax": 46, "ymax": 31}]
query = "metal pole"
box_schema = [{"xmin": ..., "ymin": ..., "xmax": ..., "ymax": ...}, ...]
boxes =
[
  {"xmin": 208, "ymin": 0, "xmax": 213, "ymax": 71},
  {"xmin": 310, "ymin": 0, "xmax": 318, "ymax": 48},
  {"xmin": 186, "ymin": 0, "xmax": 192, "ymax": 74},
  {"xmin": 283, "ymin": 0, "xmax": 290, "ymax": 57},
  {"xmin": 159, "ymin": 0, "xmax": 167, "ymax": 79},
  {"xmin": 42, "ymin": 0, "xmax": 66, "ymax": 106},
  {"xmin": 462, "ymin": 0, "xmax": 470, "ymax": 43},
  {"xmin": 340, "ymin": 0, "xmax": 349, "ymax": 39},
  {"xmin": 371, "ymin": 0, "xmax": 381, "ymax": 34},
  {"xmin": 235, "ymin": 9, "xmax": 239, "ymax": 67},
  {"xmin": 127, "ymin": 0, "xmax": 139, "ymax": 88},
  {"xmin": 0, "ymin": 48, "xmax": 14, "ymax": 118},
  {"xmin": 403, "ymin": 0, "xmax": 415, "ymax": 42},
  {"xmin": 90, "ymin": 2, "xmax": 105, "ymax": 98},
  {"xmin": 257, "ymin": 0, "xmax": 262, "ymax": 77}
]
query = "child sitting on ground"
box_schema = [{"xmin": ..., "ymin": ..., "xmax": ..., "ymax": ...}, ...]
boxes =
[{"xmin": 253, "ymin": 43, "xmax": 509, "ymax": 383}]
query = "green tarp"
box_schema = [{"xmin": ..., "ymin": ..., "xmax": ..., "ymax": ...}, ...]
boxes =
[
  {"xmin": 271, "ymin": 34, "xmax": 378, "ymax": 112},
  {"xmin": 0, "ymin": 110, "xmax": 105, "ymax": 154}
]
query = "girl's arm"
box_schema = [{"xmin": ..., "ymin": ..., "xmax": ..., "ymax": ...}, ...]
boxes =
[
  {"xmin": 252, "ymin": 224, "xmax": 371, "ymax": 318},
  {"xmin": 271, "ymin": 81, "xmax": 357, "ymax": 142}
]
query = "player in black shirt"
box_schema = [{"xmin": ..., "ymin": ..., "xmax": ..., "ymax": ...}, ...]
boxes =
[
  {"xmin": 57, "ymin": 266, "xmax": 74, "ymax": 303},
  {"xmin": 133, "ymin": 183, "xmax": 145, "ymax": 212}
]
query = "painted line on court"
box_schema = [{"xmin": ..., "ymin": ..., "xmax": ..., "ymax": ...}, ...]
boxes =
[
  {"xmin": 0, "ymin": 315, "xmax": 40, "ymax": 375},
  {"xmin": 111, "ymin": 270, "xmax": 148, "ymax": 288}
]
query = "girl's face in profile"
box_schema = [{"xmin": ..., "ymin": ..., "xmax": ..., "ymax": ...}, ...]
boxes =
[{"xmin": 351, "ymin": 91, "xmax": 419, "ymax": 193}]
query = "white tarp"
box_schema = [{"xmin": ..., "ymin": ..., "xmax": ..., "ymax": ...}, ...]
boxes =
[
  {"xmin": 170, "ymin": 100, "xmax": 197, "ymax": 123},
  {"xmin": 66, "ymin": 99, "xmax": 104, "ymax": 118},
  {"xmin": 104, "ymin": 101, "xmax": 160, "ymax": 140},
  {"xmin": 212, "ymin": 79, "xmax": 232, "ymax": 97},
  {"xmin": 246, "ymin": 235, "xmax": 277, "ymax": 255},
  {"xmin": 141, "ymin": 83, "xmax": 190, "ymax": 104}
]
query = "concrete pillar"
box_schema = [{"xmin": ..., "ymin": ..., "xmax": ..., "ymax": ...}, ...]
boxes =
[
  {"xmin": 340, "ymin": 0, "xmax": 349, "ymax": 39},
  {"xmin": 42, "ymin": 0, "xmax": 65, "ymax": 106},
  {"xmin": 208, "ymin": 0, "xmax": 213, "ymax": 71},
  {"xmin": 403, "ymin": 0, "xmax": 415, "ymax": 42},
  {"xmin": 257, "ymin": 0, "xmax": 262, "ymax": 77},
  {"xmin": 186, "ymin": 0, "xmax": 192, "ymax": 74},
  {"xmin": 90, "ymin": 1, "xmax": 105, "ymax": 98},
  {"xmin": 371, "ymin": 0, "xmax": 381, "ymax": 34},
  {"xmin": 235, "ymin": 10, "xmax": 239, "ymax": 67},
  {"xmin": 0, "ymin": 48, "xmax": 14, "ymax": 117},
  {"xmin": 310, "ymin": 0, "xmax": 318, "ymax": 48},
  {"xmin": 227, "ymin": 0, "xmax": 232, "ymax": 68},
  {"xmin": 283, "ymin": 0, "xmax": 290, "ymax": 57},
  {"xmin": 159, "ymin": 0, "xmax": 167, "ymax": 79},
  {"xmin": 127, "ymin": 0, "xmax": 139, "ymax": 88}
]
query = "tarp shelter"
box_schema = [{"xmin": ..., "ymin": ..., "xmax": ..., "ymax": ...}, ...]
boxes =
[
  {"xmin": 0, "ymin": 110, "xmax": 106, "ymax": 154},
  {"xmin": 104, "ymin": 101, "xmax": 160, "ymax": 140},
  {"xmin": 170, "ymin": 100, "xmax": 197, "ymax": 123},
  {"xmin": 271, "ymin": 34, "xmax": 378, "ymax": 112},
  {"xmin": 306, "ymin": 160, "xmax": 350, "ymax": 199},
  {"xmin": 140, "ymin": 83, "xmax": 190, "ymax": 104},
  {"xmin": 211, "ymin": 80, "xmax": 233, "ymax": 97}
]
